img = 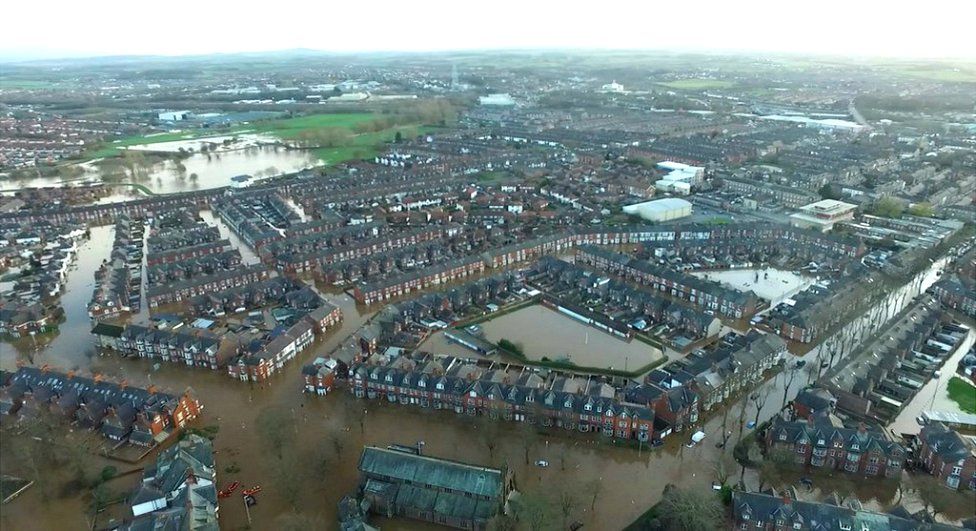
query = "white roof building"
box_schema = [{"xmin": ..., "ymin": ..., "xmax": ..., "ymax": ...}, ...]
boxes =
[
  {"xmin": 478, "ymin": 93, "xmax": 516, "ymax": 106},
  {"xmin": 790, "ymin": 199, "xmax": 857, "ymax": 233},
  {"xmin": 623, "ymin": 198, "xmax": 693, "ymax": 222}
]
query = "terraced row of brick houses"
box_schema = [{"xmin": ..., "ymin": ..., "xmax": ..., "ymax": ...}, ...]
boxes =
[
  {"xmin": 576, "ymin": 245, "xmax": 762, "ymax": 319},
  {"xmin": 528, "ymin": 256, "xmax": 723, "ymax": 342},
  {"xmin": 764, "ymin": 413, "xmax": 907, "ymax": 478},
  {"xmin": 105, "ymin": 324, "xmax": 226, "ymax": 369},
  {"xmin": 348, "ymin": 353, "xmax": 655, "ymax": 441},
  {"xmin": 88, "ymin": 215, "xmax": 144, "ymax": 319},
  {"xmin": 222, "ymin": 287, "xmax": 343, "ymax": 382},
  {"xmin": 305, "ymin": 223, "xmax": 463, "ymax": 270},
  {"xmin": 642, "ymin": 330, "xmax": 788, "ymax": 412},
  {"xmin": 146, "ymin": 249, "xmax": 243, "ymax": 287},
  {"xmin": 145, "ymin": 239, "xmax": 232, "ymax": 267},
  {"xmin": 915, "ymin": 421, "xmax": 976, "ymax": 491},
  {"xmin": 0, "ymin": 367, "xmax": 202, "ymax": 446},
  {"xmin": 145, "ymin": 264, "xmax": 271, "ymax": 309},
  {"xmin": 94, "ymin": 298, "xmax": 343, "ymax": 379}
]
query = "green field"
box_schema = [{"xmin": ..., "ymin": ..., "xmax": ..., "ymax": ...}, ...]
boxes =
[
  {"xmin": 947, "ymin": 377, "xmax": 976, "ymax": 414},
  {"xmin": 246, "ymin": 113, "xmax": 377, "ymax": 139},
  {"xmin": 0, "ymin": 79, "xmax": 58, "ymax": 90},
  {"xmin": 86, "ymin": 113, "xmax": 433, "ymax": 165},
  {"xmin": 657, "ymin": 79, "xmax": 736, "ymax": 90}
]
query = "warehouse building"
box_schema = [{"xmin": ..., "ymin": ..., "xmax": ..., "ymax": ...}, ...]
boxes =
[{"xmin": 622, "ymin": 197, "xmax": 693, "ymax": 222}]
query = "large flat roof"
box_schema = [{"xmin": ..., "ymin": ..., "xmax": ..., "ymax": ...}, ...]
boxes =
[
  {"xmin": 359, "ymin": 446, "xmax": 503, "ymax": 498},
  {"xmin": 624, "ymin": 197, "xmax": 693, "ymax": 212},
  {"xmin": 800, "ymin": 199, "xmax": 857, "ymax": 213}
]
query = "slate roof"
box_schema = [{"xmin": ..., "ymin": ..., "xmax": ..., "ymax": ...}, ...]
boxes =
[
  {"xmin": 733, "ymin": 490, "xmax": 958, "ymax": 531},
  {"xmin": 359, "ymin": 446, "xmax": 503, "ymax": 499}
]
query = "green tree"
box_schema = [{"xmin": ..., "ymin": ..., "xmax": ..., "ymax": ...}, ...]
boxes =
[
  {"xmin": 871, "ymin": 196, "xmax": 906, "ymax": 218},
  {"xmin": 818, "ymin": 183, "xmax": 841, "ymax": 200},
  {"xmin": 908, "ymin": 202, "xmax": 934, "ymax": 217}
]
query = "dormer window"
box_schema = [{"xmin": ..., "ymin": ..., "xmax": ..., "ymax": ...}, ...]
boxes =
[
  {"xmin": 385, "ymin": 374, "xmax": 393, "ymax": 382},
  {"xmin": 818, "ymin": 439, "xmax": 825, "ymax": 445},
  {"xmin": 584, "ymin": 403, "xmax": 592, "ymax": 411},
  {"xmin": 850, "ymin": 443, "xmax": 859, "ymax": 451},
  {"xmin": 436, "ymin": 382, "xmax": 444, "ymax": 390},
  {"xmin": 779, "ymin": 433, "xmax": 787, "ymax": 441}
]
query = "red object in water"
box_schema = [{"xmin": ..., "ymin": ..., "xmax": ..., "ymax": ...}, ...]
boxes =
[{"xmin": 218, "ymin": 482, "xmax": 240, "ymax": 498}]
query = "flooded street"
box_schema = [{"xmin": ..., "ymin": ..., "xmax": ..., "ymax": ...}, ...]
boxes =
[
  {"xmin": 199, "ymin": 210, "xmax": 262, "ymax": 265},
  {"xmin": 889, "ymin": 328, "xmax": 975, "ymax": 436},
  {"xmin": 0, "ymin": 244, "xmax": 960, "ymax": 530},
  {"xmin": 2, "ymin": 225, "xmax": 115, "ymax": 371}
]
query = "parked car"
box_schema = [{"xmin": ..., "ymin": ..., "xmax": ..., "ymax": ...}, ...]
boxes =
[
  {"xmin": 746, "ymin": 421, "xmax": 757, "ymax": 429},
  {"xmin": 535, "ymin": 460, "xmax": 550, "ymax": 468}
]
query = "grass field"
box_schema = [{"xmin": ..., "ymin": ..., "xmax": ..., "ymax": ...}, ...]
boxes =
[
  {"xmin": 657, "ymin": 79, "xmax": 736, "ymax": 90},
  {"xmin": 0, "ymin": 79, "xmax": 58, "ymax": 90},
  {"xmin": 85, "ymin": 113, "xmax": 432, "ymax": 165},
  {"xmin": 947, "ymin": 377, "xmax": 976, "ymax": 414},
  {"xmin": 246, "ymin": 113, "xmax": 376, "ymax": 139}
]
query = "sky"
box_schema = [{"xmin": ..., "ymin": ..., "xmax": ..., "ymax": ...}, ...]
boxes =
[{"xmin": 3, "ymin": 0, "xmax": 975, "ymax": 60}]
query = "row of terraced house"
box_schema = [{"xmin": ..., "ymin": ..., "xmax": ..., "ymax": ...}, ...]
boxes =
[
  {"xmin": 348, "ymin": 353, "xmax": 655, "ymax": 441},
  {"xmin": 0, "ymin": 366, "xmax": 202, "ymax": 447}
]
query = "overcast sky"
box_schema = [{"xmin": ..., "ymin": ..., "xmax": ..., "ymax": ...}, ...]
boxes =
[{"xmin": 3, "ymin": 0, "xmax": 975, "ymax": 60}]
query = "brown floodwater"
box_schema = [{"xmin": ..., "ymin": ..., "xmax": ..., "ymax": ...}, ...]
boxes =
[{"xmin": 0, "ymin": 237, "xmax": 959, "ymax": 530}]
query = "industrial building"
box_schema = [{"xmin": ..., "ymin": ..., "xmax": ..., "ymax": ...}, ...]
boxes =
[
  {"xmin": 622, "ymin": 197, "xmax": 693, "ymax": 222},
  {"xmin": 789, "ymin": 199, "xmax": 857, "ymax": 232}
]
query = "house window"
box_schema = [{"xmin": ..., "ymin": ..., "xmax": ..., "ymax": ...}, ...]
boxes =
[{"xmin": 952, "ymin": 466, "xmax": 963, "ymax": 476}]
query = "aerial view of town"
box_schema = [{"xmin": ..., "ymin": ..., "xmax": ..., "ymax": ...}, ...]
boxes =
[{"xmin": 1, "ymin": 3, "xmax": 975, "ymax": 531}]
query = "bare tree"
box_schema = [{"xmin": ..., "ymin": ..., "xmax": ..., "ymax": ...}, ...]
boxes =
[
  {"xmin": 256, "ymin": 406, "xmax": 295, "ymax": 459},
  {"xmin": 558, "ymin": 490, "xmax": 577, "ymax": 529},
  {"xmin": 657, "ymin": 484, "xmax": 724, "ymax": 531},
  {"xmin": 779, "ymin": 367, "xmax": 799, "ymax": 410},
  {"xmin": 750, "ymin": 387, "xmax": 771, "ymax": 430},
  {"xmin": 712, "ymin": 454, "xmax": 734, "ymax": 485},
  {"xmin": 912, "ymin": 474, "xmax": 959, "ymax": 518},
  {"xmin": 275, "ymin": 512, "xmax": 326, "ymax": 530},
  {"xmin": 587, "ymin": 478, "xmax": 603, "ymax": 511},
  {"xmin": 271, "ymin": 452, "xmax": 305, "ymax": 510},
  {"xmin": 331, "ymin": 434, "xmax": 345, "ymax": 459},
  {"xmin": 514, "ymin": 493, "xmax": 550, "ymax": 531},
  {"xmin": 736, "ymin": 392, "xmax": 750, "ymax": 439}
]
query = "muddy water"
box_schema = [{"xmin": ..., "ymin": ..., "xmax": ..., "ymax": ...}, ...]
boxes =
[
  {"xmin": 2, "ymin": 225, "xmax": 115, "ymax": 370},
  {"xmin": 2, "ymin": 252, "xmax": 952, "ymax": 530},
  {"xmin": 199, "ymin": 210, "xmax": 261, "ymax": 265},
  {"xmin": 2, "ymin": 146, "xmax": 319, "ymax": 196},
  {"xmin": 0, "ymin": 282, "xmax": 696, "ymax": 531}
]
